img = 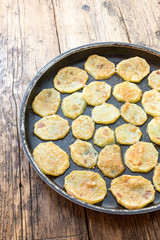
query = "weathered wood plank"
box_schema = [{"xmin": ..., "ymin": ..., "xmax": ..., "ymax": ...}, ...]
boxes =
[
  {"xmin": 0, "ymin": 0, "xmax": 88, "ymax": 239},
  {"xmin": 31, "ymin": 179, "xmax": 88, "ymax": 240},
  {"xmin": 0, "ymin": 1, "xmax": 24, "ymax": 239},
  {"xmin": 117, "ymin": 0, "xmax": 160, "ymax": 50},
  {"xmin": 86, "ymin": 210, "xmax": 160, "ymax": 240},
  {"xmin": 53, "ymin": 0, "xmax": 128, "ymax": 52}
]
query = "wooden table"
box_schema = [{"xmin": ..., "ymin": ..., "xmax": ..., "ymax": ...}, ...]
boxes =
[{"xmin": 1, "ymin": 0, "xmax": 160, "ymax": 239}]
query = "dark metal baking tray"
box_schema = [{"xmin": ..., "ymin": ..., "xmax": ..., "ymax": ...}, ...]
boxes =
[{"xmin": 19, "ymin": 42, "xmax": 160, "ymax": 215}]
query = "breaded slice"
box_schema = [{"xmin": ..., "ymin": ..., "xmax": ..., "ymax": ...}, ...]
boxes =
[
  {"xmin": 64, "ymin": 170, "xmax": 107, "ymax": 204},
  {"xmin": 141, "ymin": 89, "xmax": 160, "ymax": 117},
  {"xmin": 93, "ymin": 126, "xmax": 115, "ymax": 147},
  {"xmin": 121, "ymin": 102, "xmax": 147, "ymax": 126},
  {"xmin": 34, "ymin": 115, "xmax": 70, "ymax": 140},
  {"xmin": 113, "ymin": 82, "xmax": 142, "ymax": 103},
  {"xmin": 72, "ymin": 115, "xmax": 95, "ymax": 140},
  {"xmin": 53, "ymin": 66, "xmax": 88, "ymax": 93},
  {"xmin": 148, "ymin": 70, "xmax": 160, "ymax": 91},
  {"xmin": 125, "ymin": 142, "xmax": 158, "ymax": 173},
  {"xmin": 116, "ymin": 56, "xmax": 150, "ymax": 83},
  {"xmin": 82, "ymin": 81, "xmax": 111, "ymax": 106},
  {"xmin": 61, "ymin": 92, "xmax": 87, "ymax": 119},
  {"xmin": 33, "ymin": 142, "xmax": 70, "ymax": 176},
  {"xmin": 84, "ymin": 54, "xmax": 115, "ymax": 80},
  {"xmin": 92, "ymin": 103, "xmax": 120, "ymax": 124},
  {"xmin": 97, "ymin": 145, "xmax": 125, "ymax": 178},
  {"xmin": 70, "ymin": 139, "xmax": 98, "ymax": 168},
  {"xmin": 32, "ymin": 88, "xmax": 60, "ymax": 117},
  {"xmin": 147, "ymin": 117, "xmax": 160, "ymax": 145},
  {"xmin": 153, "ymin": 163, "xmax": 160, "ymax": 192},
  {"xmin": 115, "ymin": 124, "xmax": 142, "ymax": 145},
  {"xmin": 110, "ymin": 175, "xmax": 155, "ymax": 209}
]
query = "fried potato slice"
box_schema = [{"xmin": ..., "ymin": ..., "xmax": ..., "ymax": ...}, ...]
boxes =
[
  {"xmin": 70, "ymin": 139, "xmax": 98, "ymax": 168},
  {"xmin": 72, "ymin": 115, "xmax": 95, "ymax": 140},
  {"xmin": 147, "ymin": 117, "xmax": 160, "ymax": 145},
  {"xmin": 153, "ymin": 163, "xmax": 160, "ymax": 192},
  {"xmin": 32, "ymin": 88, "xmax": 61, "ymax": 117},
  {"xmin": 92, "ymin": 103, "xmax": 120, "ymax": 124},
  {"xmin": 125, "ymin": 142, "xmax": 158, "ymax": 173},
  {"xmin": 115, "ymin": 124, "xmax": 142, "ymax": 145},
  {"xmin": 84, "ymin": 54, "xmax": 115, "ymax": 79},
  {"xmin": 148, "ymin": 70, "xmax": 160, "ymax": 91},
  {"xmin": 82, "ymin": 81, "xmax": 111, "ymax": 106},
  {"xmin": 93, "ymin": 126, "xmax": 115, "ymax": 147},
  {"xmin": 34, "ymin": 115, "xmax": 70, "ymax": 140},
  {"xmin": 33, "ymin": 142, "xmax": 70, "ymax": 176},
  {"xmin": 116, "ymin": 56, "xmax": 150, "ymax": 83},
  {"xmin": 97, "ymin": 144, "xmax": 125, "ymax": 178},
  {"xmin": 64, "ymin": 170, "xmax": 107, "ymax": 204},
  {"xmin": 121, "ymin": 102, "xmax": 147, "ymax": 126},
  {"xmin": 61, "ymin": 92, "xmax": 87, "ymax": 119},
  {"xmin": 141, "ymin": 89, "xmax": 160, "ymax": 117},
  {"xmin": 113, "ymin": 82, "xmax": 142, "ymax": 103},
  {"xmin": 53, "ymin": 67, "xmax": 88, "ymax": 93},
  {"xmin": 111, "ymin": 175, "xmax": 155, "ymax": 209}
]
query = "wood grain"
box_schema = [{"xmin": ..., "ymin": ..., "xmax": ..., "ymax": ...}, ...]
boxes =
[
  {"xmin": 86, "ymin": 210, "xmax": 160, "ymax": 240},
  {"xmin": 0, "ymin": 0, "xmax": 88, "ymax": 239},
  {"xmin": 117, "ymin": 0, "xmax": 160, "ymax": 49},
  {"xmin": 1, "ymin": 0, "xmax": 160, "ymax": 239},
  {"xmin": 54, "ymin": 0, "xmax": 129, "ymax": 52}
]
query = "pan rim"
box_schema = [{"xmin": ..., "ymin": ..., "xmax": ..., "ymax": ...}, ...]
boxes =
[{"xmin": 19, "ymin": 42, "xmax": 160, "ymax": 215}]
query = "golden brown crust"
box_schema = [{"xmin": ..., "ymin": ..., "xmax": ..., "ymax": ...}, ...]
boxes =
[
  {"xmin": 121, "ymin": 102, "xmax": 147, "ymax": 126},
  {"xmin": 115, "ymin": 124, "xmax": 142, "ymax": 145},
  {"xmin": 116, "ymin": 56, "xmax": 150, "ymax": 82},
  {"xmin": 97, "ymin": 145, "xmax": 125, "ymax": 178},
  {"xmin": 34, "ymin": 115, "xmax": 70, "ymax": 140},
  {"xmin": 70, "ymin": 139, "xmax": 98, "ymax": 168},
  {"xmin": 53, "ymin": 66, "xmax": 88, "ymax": 93},
  {"xmin": 32, "ymin": 88, "xmax": 60, "ymax": 117},
  {"xmin": 147, "ymin": 117, "xmax": 160, "ymax": 145},
  {"xmin": 93, "ymin": 126, "xmax": 115, "ymax": 147},
  {"xmin": 153, "ymin": 163, "xmax": 160, "ymax": 192},
  {"xmin": 141, "ymin": 89, "xmax": 160, "ymax": 117},
  {"xmin": 112, "ymin": 82, "xmax": 142, "ymax": 103},
  {"xmin": 72, "ymin": 115, "xmax": 95, "ymax": 140},
  {"xmin": 148, "ymin": 70, "xmax": 160, "ymax": 91},
  {"xmin": 84, "ymin": 54, "xmax": 115, "ymax": 79},
  {"xmin": 82, "ymin": 81, "xmax": 111, "ymax": 106},
  {"xmin": 92, "ymin": 103, "xmax": 120, "ymax": 124},
  {"xmin": 125, "ymin": 142, "xmax": 158, "ymax": 173},
  {"xmin": 61, "ymin": 92, "xmax": 87, "ymax": 119},
  {"xmin": 33, "ymin": 142, "xmax": 70, "ymax": 176},
  {"xmin": 64, "ymin": 170, "xmax": 107, "ymax": 204},
  {"xmin": 111, "ymin": 175, "xmax": 155, "ymax": 209}
]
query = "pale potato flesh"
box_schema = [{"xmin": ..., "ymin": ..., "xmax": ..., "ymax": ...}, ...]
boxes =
[{"xmin": 34, "ymin": 115, "xmax": 70, "ymax": 140}]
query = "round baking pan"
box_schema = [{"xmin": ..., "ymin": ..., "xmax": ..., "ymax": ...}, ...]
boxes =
[{"xmin": 20, "ymin": 42, "xmax": 160, "ymax": 215}]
